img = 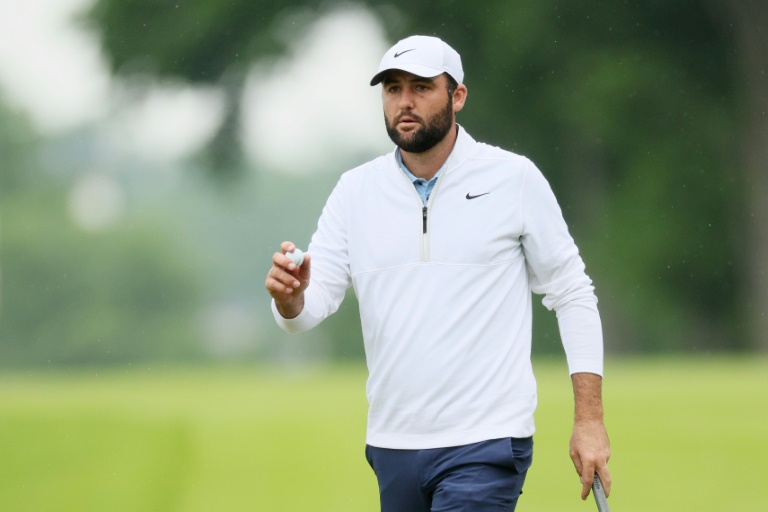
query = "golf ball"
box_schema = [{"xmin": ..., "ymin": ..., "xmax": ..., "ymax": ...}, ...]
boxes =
[{"xmin": 286, "ymin": 248, "xmax": 304, "ymax": 267}]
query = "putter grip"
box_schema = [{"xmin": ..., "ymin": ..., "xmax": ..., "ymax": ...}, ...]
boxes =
[{"xmin": 592, "ymin": 473, "xmax": 610, "ymax": 512}]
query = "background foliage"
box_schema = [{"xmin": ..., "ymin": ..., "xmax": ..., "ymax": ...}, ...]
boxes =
[
  {"xmin": 0, "ymin": 103, "xmax": 204, "ymax": 366},
  {"xmin": 1, "ymin": 0, "xmax": 766, "ymax": 366}
]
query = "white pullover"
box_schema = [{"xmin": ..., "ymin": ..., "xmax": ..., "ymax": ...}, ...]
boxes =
[{"xmin": 273, "ymin": 127, "xmax": 603, "ymax": 449}]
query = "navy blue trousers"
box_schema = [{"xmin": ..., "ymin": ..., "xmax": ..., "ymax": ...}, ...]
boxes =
[{"xmin": 366, "ymin": 437, "xmax": 533, "ymax": 512}]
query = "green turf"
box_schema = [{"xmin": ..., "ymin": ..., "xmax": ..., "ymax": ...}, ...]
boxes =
[{"xmin": 0, "ymin": 356, "xmax": 766, "ymax": 511}]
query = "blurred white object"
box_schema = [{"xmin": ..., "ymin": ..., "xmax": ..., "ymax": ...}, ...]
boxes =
[{"xmin": 285, "ymin": 249, "xmax": 304, "ymax": 267}]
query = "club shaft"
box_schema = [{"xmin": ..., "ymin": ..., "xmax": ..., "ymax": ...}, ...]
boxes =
[{"xmin": 592, "ymin": 473, "xmax": 610, "ymax": 512}]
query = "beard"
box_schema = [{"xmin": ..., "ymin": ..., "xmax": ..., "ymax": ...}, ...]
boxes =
[{"xmin": 385, "ymin": 96, "xmax": 454, "ymax": 153}]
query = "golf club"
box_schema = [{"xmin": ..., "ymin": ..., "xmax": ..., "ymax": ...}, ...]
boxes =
[{"xmin": 592, "ymin": 473, "xmax": 610, "ymax": 512}]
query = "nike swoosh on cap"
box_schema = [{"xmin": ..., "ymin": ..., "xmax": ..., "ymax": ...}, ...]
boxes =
[
  {"xmin": 466, "ymin": 192, "xmax": 490, "ymax": 200},
  {"xmin": 394, "ymin": 49, "xmax": 415, "ymax": 58}
]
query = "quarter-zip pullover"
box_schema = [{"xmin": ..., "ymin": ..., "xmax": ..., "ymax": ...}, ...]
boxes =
[{"xmin": 272, "ymin": 127, "xmax": 603, "ymax": 449}]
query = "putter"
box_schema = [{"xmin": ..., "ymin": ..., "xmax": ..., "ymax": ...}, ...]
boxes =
[{"xmin": 592, "ymin": 473, "xmax": 610, "ymax": 512}]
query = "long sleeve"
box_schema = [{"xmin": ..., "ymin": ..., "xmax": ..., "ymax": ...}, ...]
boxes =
[{"xmin": 520, "ymin": 161, "xmax": 604, "ymax": 376}]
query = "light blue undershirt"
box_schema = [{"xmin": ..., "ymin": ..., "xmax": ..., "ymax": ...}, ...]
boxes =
[{"xmin": 396, "ymin": 149, "xmax": 446, "ymax": 206}]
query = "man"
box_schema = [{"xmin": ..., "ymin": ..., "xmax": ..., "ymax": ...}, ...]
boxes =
[{"xmin": 265, "ymin": 35, "xmax": 611, "ymax": 511}]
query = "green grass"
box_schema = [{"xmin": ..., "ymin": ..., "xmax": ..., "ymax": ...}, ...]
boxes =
[{"xmin": 0, "ymin": 356, "xmax": 766, "ymax": 511}]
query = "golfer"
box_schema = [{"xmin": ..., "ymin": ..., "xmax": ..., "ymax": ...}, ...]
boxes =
[{"xmin": 265, "ymin": 35, "xmax": 611, "ymax": 511}]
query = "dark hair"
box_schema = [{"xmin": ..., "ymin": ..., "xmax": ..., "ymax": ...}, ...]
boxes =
[{"xmin": 446, "ymin": 74, "xmax": 459, "ymax": 98}]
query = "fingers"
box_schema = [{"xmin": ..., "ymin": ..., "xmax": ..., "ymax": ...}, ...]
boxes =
[
  {"xmin": 596, "ymin": 465, "xmax": 612, "ymax": 498},
  {"xmin": 265, "ymin": 242, "xmax": 311, "ymax": 302},
  {"xmin": 573, "ymin": 458, "xmax": 611, "ymax": 500},
  {"xmin": 297, "ymin": 252, "xmax": 311, "ymax": 277},
  {"xmin": 266, "ymin": 258, "xmax": 301, "ymax": 295},
  {"xmin": 570, "ymin": 447, "xmax": 583, "ymax": 475},
  {"xmin": 580, "ymin": 461, "xmax": 596, "ymax": 500},
  {"xmin": 570, "ymin": 449, "xmax": 594, "ymax": 500},
  {"xmin": 571, "ymin": 444, "xmax": 612, "ymax": 500},
  {"xmin": 278, "ymin": 241, "xmax": 310, "ymax": 271},
  {"xmin": 570, "ymin": 416, "xmax": 611, "ymax": 501}
]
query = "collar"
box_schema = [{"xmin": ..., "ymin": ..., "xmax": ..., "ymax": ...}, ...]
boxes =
[
  {"xmin": 391, "ymin": 124, "xmax": 475, "ymax": 179},
  {"xmin": 396, "ymin": 150, "xmax": 442, "ymax": 184}
]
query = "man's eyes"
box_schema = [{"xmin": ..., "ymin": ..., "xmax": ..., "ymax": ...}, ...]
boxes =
[{"xmin": 386, "ymin": 85, "xmax": 430, "ymax": 93}]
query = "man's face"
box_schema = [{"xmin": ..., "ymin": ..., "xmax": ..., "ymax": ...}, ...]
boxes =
[{"xmin": 382, "ymin": 71, "xmax": 455, "ymax": 153}]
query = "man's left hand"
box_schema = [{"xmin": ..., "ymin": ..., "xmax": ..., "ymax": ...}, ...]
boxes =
[{"xmin": 570, "ymin": 373, "xmax": 611, "ymax": 500}]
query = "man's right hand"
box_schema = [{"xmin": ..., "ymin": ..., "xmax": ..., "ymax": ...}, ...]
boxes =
[{"xmin": 265, "ymin": 241, "xmax": 311, "ymax": 319}]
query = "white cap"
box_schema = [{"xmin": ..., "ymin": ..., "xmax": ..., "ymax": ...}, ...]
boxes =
[{"xmin": 370, "ymin": 35, "xmax": 464, "ymax": 86}]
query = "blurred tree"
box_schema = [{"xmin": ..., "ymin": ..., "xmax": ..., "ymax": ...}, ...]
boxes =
[
  {"xmin": 0, "ymin": 103, "xmax": 206, "ymax": 366},
  {"xmin": 85, "ymin": 0, "xmax": 316, "ymax": 180},
  {"xmin": 0, "ymin": 103, "xmax": 38, "ymax": 316},
  {"xmin": 0, "ymin": 103, "xmax": 36, "ymax": 198},
  {"xmin": 725, "ymin": 0, "xmax": 768, "ymax": 350},
  {"xmin": 87, "ymin": 0, "xmax": 764, "ymax": 351}
]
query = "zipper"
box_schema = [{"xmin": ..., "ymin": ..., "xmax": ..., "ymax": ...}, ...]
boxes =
[
  {"xmin": 421, "ymin": 166, "xmax": 448, "ymax": 261},
  {"xmin": 421, "ymin": 205, "xmax": 429, "ymax": 261},
  {"xmin": 393, "ymin": 152, "xmax": 451, "ymax": 262},
  {"xmin": 395, "ymin": 160, "xmax": 432, "ymax": 261}
]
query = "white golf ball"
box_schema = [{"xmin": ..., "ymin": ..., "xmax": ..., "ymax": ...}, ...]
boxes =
[{"xmin": 286, "ymin": 248, "xmax": 304, "ymax": 267}]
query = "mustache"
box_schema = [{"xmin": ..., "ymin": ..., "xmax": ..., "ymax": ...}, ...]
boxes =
[{"xmin": 395, "ymin": 111, "xmax": 425, "ymax": 124}]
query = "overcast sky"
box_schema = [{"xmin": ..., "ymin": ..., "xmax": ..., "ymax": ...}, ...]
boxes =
[
  {"xmin": 0, "ymin": 0, "xmax": 109, "ymax": 133},
  {"xmin": 0, "ymin": 0, "xmax": 391, "ymax": 170}
]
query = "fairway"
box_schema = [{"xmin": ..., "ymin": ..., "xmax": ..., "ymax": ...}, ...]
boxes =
[{"xmin": 0, "ymin": 357, "xmax": 766, "ymax": 511}]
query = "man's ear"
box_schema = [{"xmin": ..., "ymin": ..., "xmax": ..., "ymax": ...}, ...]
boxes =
[{"xmin": 453, "ymin": 84, "xmax": 468, "ymax": 113}]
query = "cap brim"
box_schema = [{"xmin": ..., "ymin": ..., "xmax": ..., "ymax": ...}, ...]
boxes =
[{"xmin": 370, "ymin": 64, "xmax": 444, "ymax": 86}]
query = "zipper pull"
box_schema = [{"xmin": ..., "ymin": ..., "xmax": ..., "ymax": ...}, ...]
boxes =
[{"xmin": 422, "ymin": 206, "xmax": 428, "ymax": 234}]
